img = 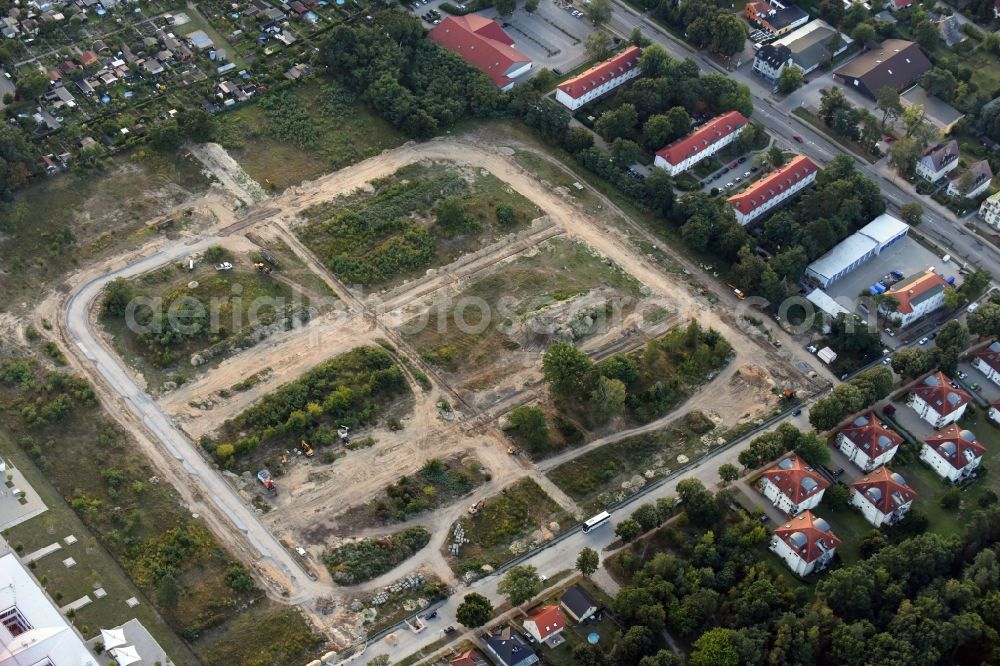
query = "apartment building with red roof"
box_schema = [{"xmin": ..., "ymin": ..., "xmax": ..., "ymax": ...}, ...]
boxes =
[
  {"xmin": 909, "ymin": 371, "xmax": 971, "ymax": 428},
  {"xmin": 758, "ymin": 453, "xmax": 829, "ymax": 516},
  {"xmin": 523, "ymin": 605, "xmax": 566, "ymax": 643},
  {"xmin": 652, "ymin": 111, "xmax": 748, "ymax": 176},
  {"xmin": 727, "ymin": 155, "xmax": 819, "ymax": 225},
  {"xmin": 850, "ymin": 467, "xmax": 917, "ymax": 527},
  {"xmin": 555, "ymin": 46, "xmax": 642, "ymax": 110},
  {"xmin": 921, "ymin": 424, "xmax": 986, "ymax": 482},
  {"xmin": 770, "ymin": 511, "xmax": 841, "ymax": 576},
  {"xmin": 877, "ymin": 269, "xmax": 950, "ymax": 328},
  {"xmin": 973, "ymin": 341, "xmax": 1000, "ymax": 387},
  {"xmin": 428, "ymin": 16, "xmax": 532, "ymax": 91},
  {"xmin": 835, "ymin": 411, "xmax": 903, "ymax": 471}
]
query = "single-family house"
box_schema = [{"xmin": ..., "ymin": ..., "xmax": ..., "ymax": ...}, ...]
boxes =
[
  {"xmin": 921, "ymin": 424, "xmax": 985, "ymax": 482},
  {"xmin": 653, "ymin": 111, "xmax": 748, "ymax": 175},
  {"xmin": 770, "ymin": 511, "xmax": 841, "ymax": 577},
  {"xmin": 836, "ymin": 411, "xmax": 903, "ymax": 471},
  {"xmin": 560, "ymin": 585, "xmax": 598, "ymax": 623},
  {"xmin": 973, "ymin": 341, "xmax": 1000, "ymax": 386},
  {"xmin": 523, "ymin": 605, "xmax": 566, "ymax": 643},
  {"xmin": 484, "ymin": 628, "xmax": 539, "ymax": 666},
  {"xmin": 758, "ymin": 453, "xmax": 829, "ymax": 515},
  {"xmin": 947, "ymin": 160, "xmax": 994, "ymax": 199},
  {"xmin": 938, "ymin": 15, "xmax": 965, "ymax": 47},
  {"xmin": 451, "ymin": 649, "xmax": 489, "ymax": 666},
  {"xmin": 878, "ymin": 269, "xmax": 950, "ymax": 328},
  {"xmin": 555, "ymin": 46, "xmax": 641, "ymax": 110},
  {"xmin": 850, "ymin": 467, "xmax": 917, "ymax": 527},
  {"xmin": 728, "ymin": 155, "xmax": 819, "ymax": 225},
  {"xmin": 909, "ymin": 371, "xmax": 971, "ymax": 428},
  {"xmin": 915, "ymin": 140, "xmax": 959, "ymax": 182}
]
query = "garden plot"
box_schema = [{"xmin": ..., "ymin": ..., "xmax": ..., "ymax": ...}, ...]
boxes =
[
  {"xmin": 294, "ymin": 161, "xmax": 542, "ymax": 290},
  {"xmin": 390, "ymin": 237, "xmax": 666, "ymax": 403}
]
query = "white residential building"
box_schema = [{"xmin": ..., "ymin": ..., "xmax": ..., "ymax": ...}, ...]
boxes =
[
  {"xmin": 909, "ymin": 371, "xmax": 971, "ymax": 428},
  {"xmin": 758, "ymin": 453, "xmax": 829, "ymax": 515},
  {"xmin": 835, "ymin": 411, "xmax": 904, "ymax": 471},
  {"xmin": 850, "ymin": 467, "xmax": 917, "ymax": 527},
  {"xmin": 653, "ymin": 111, "xmax": 748, "ymax": 175},
  {"xmin": 946, "ymin": 160, "xmax": 993, "ymax": 199},
  {"xmin": 915, "ymin": 140, "xmax": 960, "ymax": 182},
  {"xmin": 728, "ymin": 155, "xmax": 819, "ymax": 225},
  {"xmin": 989, "ymin": 400, "xmax": 1000, "ymax": 425},
  {"xmin": 921, "ymin": 424, "xmax": 986, "ymax": 482},
  {"xmin": 770, "ymin": 511, "xmax": 841, "ymax": 577},
  {"xmin": 878, "ymin": 269, "xmax": 950, "ymax": 328},
  {"xmin": 555, "ymin": 46, "xmax": 642, "ymax": 110},
  {"xmin": 980, "ymin": 190, "xmax": 1000, "ymax": 228},
  {"xmin": 972, "ymin": 341, "xmax": 1000, "ymax": 386}
]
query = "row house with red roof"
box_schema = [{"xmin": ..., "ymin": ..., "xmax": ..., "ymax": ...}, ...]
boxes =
[
  {"xmin": 758, "ymin": 453, "xmax": 829, "ymax": 516},
  {"xmin": 973, "ymin": 341, "xmax": 1000, "ymax": 387},
  {"xmin": 555, "ymin": 46, "xmax": 641, "ymax": 110},
  {"xmin": 652, "ymin": 111, "xmax": 748, "ymax": 175},
  {"xmin": 921, "ymin": 423, "xmax": 986, "ymax": 482},
  {"xmin": 727, "ymin": 155, "xmax": 819, "ymax": 225},
  {"xmin": 908, "ymin": 371, "xmax": 971, "ymax": 428},
  {"xmin": 850, "ymin": 467, "xmax": 917, "ymax": 527},
  {"xmin": 770, "ymin": 511, "xmax": 841, "ymax": 576},
  {"xmin": 835, "ymin": 411, "xmax": 903, "ymax": 471}
]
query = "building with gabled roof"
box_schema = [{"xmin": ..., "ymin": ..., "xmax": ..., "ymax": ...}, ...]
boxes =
[
  {"xmin": 555, "ymin": 46, "xmax": 641, "ymax": 110},
  {"xmin": 947, "ymin": 160, "xmax": 994, "ymax": 199},
  {"xmin": 652, "ymin": 111, "xmax": 748, "ymax": 175},
  {"xmin": 428, "ymin": 16, "xmax": 531, "ymax": 91},
  {"xmin": 522, "ymin": 605, "xmax": 566, "ymax": 643},
  {"xmin": 973, "ymin": 341, "xmax": 1000, "ymax": 386},
  {"xmin": 758, "ymin": 453, "xmax": 829, "ymax": 516},
  {"xmin": 915, "ymin": 140, "xmax": 959, "ymax": 182},
  {"xmin": 752, "ymin": 43, "xmax": 791, "ymax": 82},
  {"xmin": 989, "ymin": 399, "xmax": 1000, "ymax": 425},
  {"xmin": 878, "ymin": 269, "xmax": 950, "ymax": 327},
  {"xmin": 560, "ymin": 585, "xmax": 598, "ymax": 623},
  {"xmin": 772, "ymin": 20, "xmax": 852, "ymax": 75},
  {"xmin": 836, "ymin": 411, "xmax": 904, "ymax": 471},
  {"xmin": 850, "ymin": 467, "xmax": 917, "ymax": 526},
  {"xmin": 833, "ymin": 39, "xmax": 931, "ymax": 99},
  {"xmin": 451, "ymin": 648, "xmax": 489, "ymax": 666},
  {"xmin": 909, "ymin": 371, "xmax": 971, "ymax": 428},
  {"xmin": 727, "ymin": 155, "xmax": 819, "ymax": 225},
  {"xmin": 484, "ymin": 627, "xmax": 539, "ymax": 666},
  {"xmin": 980, "ymin": 190, "xmax": 1000, "ymax": 228},
  {"xmin": 770, "ymin": 511, "xmax": 841, "ymax": 576},
  {"xmin": 745, "ymin": 1, "xmax": 809, "ymax": 37},
  {"xmin": 921, "ymin": 424, "xmax": 985, "ymax": 482}
]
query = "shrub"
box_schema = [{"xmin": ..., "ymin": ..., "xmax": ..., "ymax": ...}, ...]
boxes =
[{"xmin": 323, "ymin": 527, "xmax": 431, "ymax": 584}]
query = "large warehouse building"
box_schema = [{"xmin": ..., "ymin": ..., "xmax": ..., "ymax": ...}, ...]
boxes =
[{"xmin": 805, "ymin": 214, "xmax": 909, "ymax": 288}]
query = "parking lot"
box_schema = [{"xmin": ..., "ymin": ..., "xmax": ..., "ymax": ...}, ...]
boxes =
[
  {"xmin": 698, "ymin": 149, "xmax": 768, "ymax": 194},
  {"xmin": 960, "ymin": 357, "xmax": 1000, "ymax": 405},
  {"xmin": 408, "ymin": 0, "xmax": 593, "ymax": 78}
]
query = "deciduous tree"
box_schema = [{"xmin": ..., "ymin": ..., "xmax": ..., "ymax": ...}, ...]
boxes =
[
  {"xmin": 498, "ymin": 565, "xmax": 542, "ymax": 606},
  {"xmin": 576, "ymin": 547, "xmax": 599, "ymax": 577},
  {"xmin": 456, "ymin": 592, "xmax": 493, "ymax": 628},
  {"xmin": 778, "ymin": 66, "xmax": 804, "ymax": 94}
]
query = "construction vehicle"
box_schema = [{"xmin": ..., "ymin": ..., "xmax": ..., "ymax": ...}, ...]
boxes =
[
  {"xmin": 337, "ymin": 425, "xmax": 350, "ymax": 444},
  {"xmin": 727, "ymin": 284, "xmax": 745, "ymax": 300},
  {"xmin": 300, "ymin": 440, "xmax": 315, "ymax": 458},
  {"xmin": 216, "ymin": 262, "xmax": 233, "ymax": 272},
  {"xmin": 254, "ymin": 262, "xmax": 272, "ymax": 275},
  {"xmin": 257, "ymin": 469, "xmax": 277, "ymax": 496},
  {"xmin": 467, "ymin": 499, "xmax": 485, "ymax": 515},
  {"xmin": 261, "ymin": 250, "xmax": 277, "ymax": 266}
]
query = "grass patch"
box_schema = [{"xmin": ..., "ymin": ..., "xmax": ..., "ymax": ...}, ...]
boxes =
[
  {"xmin": 444, "ymin": 478, "xmax": 569, "ymax": 577},
  {"xmin": 324, "ymin": 527, "xmax": 431, "ymax": 585}
]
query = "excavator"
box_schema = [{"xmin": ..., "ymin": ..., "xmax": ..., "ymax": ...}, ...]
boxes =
[{"xmin": 299, "ymin": 440, "xmax": 315, "ymax": 458}]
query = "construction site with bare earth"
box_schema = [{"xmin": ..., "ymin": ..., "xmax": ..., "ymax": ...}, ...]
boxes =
[{"xmin": 15, "ymin": 127, "xmax": 822, "ymax": 664}]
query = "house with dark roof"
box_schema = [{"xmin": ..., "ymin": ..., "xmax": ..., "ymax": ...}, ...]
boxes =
[
  {"xmin": 483, "ymin": 628, "xmax": 539, "ymax": 666},
  {"xmin": 758, "ymin": 453, "xmax": 829, "ymax": 515},
  {"xmin": 973, "ymin": 341, "xmax": 1000, "ymax": 386},
  {"xmin": 915, "ymin": 140, "xmax": 959, "ymax": 182},
  {"xmin": 653, "ymin": 111, "xmax": 748, "ymax": 175},
  {"xmin": 428, "ymin": 16, "xmax": 531, "ymax": 91},
  {"xmin": 752, "ymin": 43, "xmax": 791, "ymax": 83},
  {"xmin": 523, "ymin": 605, "xmax": 566, "ymax": 643},
  {"xmin": 909, "ymin": 371, "xmax": 971, "ymax": 428},
  {"xmin": 745, "ymin": 1, "xmax": 809, "ymax": 37},
  {"xmin": 921, "ymin": 424, "xmax": 985, "ymax": 482},
  {"xmin": 878, "ymin": 269, "xmax": 950, "ymax": 327},
  {"xmin": 770, "ymin": 511, "xmax": 841, "ymax": 576},
  {"xmin": 555, "ymin": 46, "xmax": 641, "ymax": 110},
  {"xmin": 937, "ymin": 15, "xmax": 966, "ymax": 47},
  {"xmin": 833, "ymin": 39, "xmax": 931, "ymax": 99},
  {"xmin": 727, "ymin": 155, "xmax": 819, "ymax": 225},
  {"xmin": 560, "ymin": 585, "xmax": 598, "ymax": 623},
  {"xmin": 836, "ymin": 411, "xmax": 903, "ymax": 471},
  {"xmin": 850, "ymin": 467, "xmax": 917, "ymax": 527},
  {"xmin": 947, "ymin": 160, "xmax": 993, "ymax": 199}
]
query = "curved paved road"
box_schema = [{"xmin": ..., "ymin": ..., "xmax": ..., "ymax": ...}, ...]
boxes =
[{"xmin": 63, "ymin": 236, "xmax": 323, "ymax": 603}]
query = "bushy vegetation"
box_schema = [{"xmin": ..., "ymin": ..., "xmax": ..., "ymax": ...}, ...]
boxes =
[
  {"xmin": 809, "ymin": 365, "xmax": 894, "ymax": 431},
  {"xmin": 206, "ymin": 346, "xmax": 409, "ymax": 466},
  {"xmin": 737, "ymin": 422, "xmax": 831, "ymax": 470},
  {"xmin": 323, "ymin": 527, "xmax": 431, "ymax": 585}
]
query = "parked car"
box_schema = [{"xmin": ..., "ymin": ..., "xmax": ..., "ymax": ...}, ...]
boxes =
[
  {"xmin": 215, "ymin": 262, "xmax": 233, "ymax": 271},
  {"xmin": 729, "ymin": 161, "xmax": 738, "ymax": 168},
  {"xmin": 743, "ymin": 171, "xmax": 751, "ymax": 177},
  {"xmin": 806, "ymin": 345, "xmax": 817, "ymax": 353},
  {"xmin": 919, "ymin": 337, "xmax": 929, "ymax": 345},
  {"xmin": 792, "ymin": 408, "xmax": 802, "ymax": 416},
  {"xmin": 792, "ymin": 135, "xmax": 803, "ymax": 143},
  {"xmin": 738, "ymin": 156, "xmax": 747, "ymax": 164},
  {"xmin": 957, "ymin": 370, "xmax": 968, "ymax": 380}
]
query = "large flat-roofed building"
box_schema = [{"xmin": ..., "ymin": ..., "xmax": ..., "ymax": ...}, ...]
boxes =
[
  {"xmin": 653, "ymin": 111, "xmax": 748, "ymax": 175},
  {"xmin": 727, "ymin": 155, "xmax": 819, "ymax": 225},
  {"xmin": 773, "ymin": 20, "xmax": 852, "ymax": 75},
  {"xmin": 901, "ymin": 86, "xmax": 965, "ymax": 135},
  {"xmin": 428, "ymin": 16, "xmax": 531, "ymax": 91},
  {"xmin": 555, "ymin": 46, "xmax": 642, "ymax": 110},
  {"xmin": 805, "ymin": 213, "xmax": 908, "ymax": 287},
  {"xmin": 834, "ymin": 39, "xmax": 931, "ymax": 99}
]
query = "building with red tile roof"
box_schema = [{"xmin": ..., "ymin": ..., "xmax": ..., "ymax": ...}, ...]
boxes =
[
  {"xmin": 835, "ymin": 411, "xmax": 903, "ymax": 471},
  {"xmin": 523, "ymin": 605, "xmax": 566, "ymax": 643},
  {"xmin": 878, "ymin": 269, "xmax": 950, "ymax": 327},
  {"xmin": 451, "ymin": 648, "xmax": 489, "ymax": 666},
  {"xmin": 727, "ymin": 155, "xmax": 819, "ymax": 225},
  {"xmin": 770, "ymin": 511, "xmax": 841, "ymax": 576},
  {"xmin": 973, "ymin": 341, "xmax": 1000, "ymax": 387},
  {"xmin": 850, "ymin": 467, "xmax": 917, "ymax": 527},
  {"xmin": 555, "ymin": 46, "xmax": 642, "ymax": 110},
  {"xmin": 652, "ymin": 111, "xmax": 748, "ymax": 176},
  {"xmin": 921, "ymin": 424, "xmax": 986, "ymax": 482},
  {"xmin": 909, "ymin": 371, "xmax": 971, "ymax": 428},
  {"xmin": 428, "ymin": 16, "xmax": 531, "ymax": 91},
  {"xmin": 758, "ymin": 453, "xmax": 829, "ymax": 516}
]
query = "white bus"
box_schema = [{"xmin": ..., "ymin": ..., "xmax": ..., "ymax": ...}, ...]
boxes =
[{"xmin": 582, "ymin": 511, "xmax": 611, "ymax": 533}]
